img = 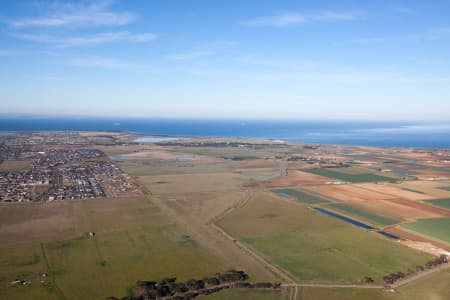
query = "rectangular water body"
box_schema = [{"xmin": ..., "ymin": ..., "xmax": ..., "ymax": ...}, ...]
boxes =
[
  {"xmin": 313, "ymin": 207, "xmax": 375, "ymax": 230},
  {"xmin": 377, "ymin": 231, "xmax": 400, "ymax": 240}
]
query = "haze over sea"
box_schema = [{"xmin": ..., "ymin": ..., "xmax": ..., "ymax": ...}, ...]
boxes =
[{"xmin": 1, "ymin": 118, "xmax": 449, "ymax": 149}]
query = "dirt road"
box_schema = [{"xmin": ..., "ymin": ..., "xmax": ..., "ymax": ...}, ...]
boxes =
[{"xmin": 147, "ymin": 181, "xmax": 449, "ymax": 300}]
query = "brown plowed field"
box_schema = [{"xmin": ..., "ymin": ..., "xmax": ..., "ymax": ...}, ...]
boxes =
[
  {"xmin": 303, "ymin": 185, "xmax": 443, "ymax": 220},
  {"xmin": 356, "ymin": 183, "xmax": 434, "ymax": 201},
  {"xmin": 397, "ymin": 152, "xmax": 440, "ymax": 160},
  {"xmin": 261, "ymin": 170, "xmax": 331, "ymax": 187},
  {"xmin": 304, "ymin": 184, "xmax": 397, "ymax": 202},
  {"xmin": 393, "ymin": 181, "xmax": 450, "ymax": 199},
  {"xmin": 383, "ymin": 198, "xmax": 450, "ymax": 217},
  {"xmin": 413, "ymin": 169, "xmax": 450, "ymax": 179},
  {"xmin": 360, "ymin": 199, "xmax": 438, "ymax": 220}
]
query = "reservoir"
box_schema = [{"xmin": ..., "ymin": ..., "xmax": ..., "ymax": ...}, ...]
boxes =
[
  {"xmin": 314, "ymin": 207, "xmax": 375, "ymax": 230},
  {"xmin": 377, "ymin": 231, "xmax": 400, "ymax": 240}
]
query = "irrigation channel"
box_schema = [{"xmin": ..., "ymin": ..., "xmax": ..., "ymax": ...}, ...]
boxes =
[
  {"xmin": 207, "ymin": 189, "xmax": 449, "ymax": 300},
  {"xmin": 313, "ymin": 207, "xmax": 400, "ymax": 240}
]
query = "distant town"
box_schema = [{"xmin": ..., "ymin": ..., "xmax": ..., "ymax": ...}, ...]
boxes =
[{"xmin": 0, "ymin": 132, "xmax": 142, "ymax": 203}]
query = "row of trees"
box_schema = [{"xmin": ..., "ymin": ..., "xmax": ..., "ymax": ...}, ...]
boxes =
[
  {"xmin": 382, "ymin": 255, "xmax": 447, "ymax": 285},
  {"xmin": 108, "ymin": 270, "xmax": 280, "ymax": 300}
]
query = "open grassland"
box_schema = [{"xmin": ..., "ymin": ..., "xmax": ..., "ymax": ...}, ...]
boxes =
[
  {"xmin": 331, "ymin": 166, "xmax": 378, "ymax": 174},
  {"xmin": 125, "ymin": 151, "xmax": 283, "ymax": 282},
  {"xmin": 381, "ymin": 165, "xmax": 416, "ymax": 177},
  {"xmin": 0, "ymin": 197, "xmax": 225, "ymax": 300},
  {"xmin": 43, "ymin": 226, "xmax": 222, "ymax": 300},
  {"xmin": 438, "ymin": 186, "xmax": 450, "ymax": 191},
  {"xmin": 198, "ymin": 289, "xmax": 283, "ymax": 300},
  {"xmin": 240, "ymin": 169, "xmax": 281, "ymax": 182},
  {"xmin": 91, "ymin": 137, "xmax": 115, "ymax": 145},
  {"xmin": 401, "ymin": 217, "xmax": 450, "ymax": 245},
  {"xmin": 301, "ymin": 268, "xmax": 450, "ymax": 300},
  {"xmin": 108, "ymin": 146, "xmax": 234, "ymax": 177},
  {"xmin": 117, "ymin": 158, "xmax": 231, "ymax": 176},
  {"xmin": 262, "ymin": 170, "xmax": 330, "ymax": 187},
  {"xmin": 0, "ymin": 244, "xmax": 59, "ymax": 300},
  {"xmin": 325, "ymin": 203, "xmax": 400, "ymax": 227},
  {"xmin": 174, "ymin": 147, "xmax": 269, "ymax": 160},
  {"xmin": 428, "ymin": 198, "xmax": 450, "ymax": 210},
  {"xmin": 218, "ymin": 193, "xmax": 431, "ymax": 284},
  {"xmin": 97, "ymin": 144, "xmax": 155, "ymax": 156},
  {"xmin": 271, "ymin": 188, "xmax": 330, "ymax": 205},
  {"xmin": 0, "ymin": 160, "xmax": 33, "ymax": 172},
  {"xmin": 138, "ymin": 172, "xmax": 245, "ymax": 194},
  {"xmin": 0, "ymin": 201, "xmax": 78, "ymax": 246},
  {"xmin": 303, "ymin": 168, "xmax": 394, "ymax": 183},
  {"xmin": 145, "ymin": 190, "xmax": 280, "ymax": 282}
]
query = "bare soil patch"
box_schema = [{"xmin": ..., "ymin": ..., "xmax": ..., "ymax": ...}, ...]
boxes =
[
  {"xmin": 413, "ymin": 169, "xmax": 450, "ymax": 179},
  {"xmin": 356, "ymin": 183, "xmax": 434, "ymax": 201},
  {"xmin": 304, "ymin": 184, "xmax": 397, "ymax": 202},
  {"xmin": 304, "ymin": 185, "xmax": 442, "ymax": 221},
  {"xmin": 383, "ymin": 198, "xmax": 450, "ymax": 217}
]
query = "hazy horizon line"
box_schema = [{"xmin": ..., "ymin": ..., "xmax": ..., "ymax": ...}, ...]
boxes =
[{"xmin": 1, "ymin": 112, "xmax": 450, "ymax": 123}]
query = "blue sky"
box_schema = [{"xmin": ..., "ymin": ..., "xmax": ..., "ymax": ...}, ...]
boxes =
[{"xmin": 1, "ymin": 0, "xmax": 450, "ymax": 120}]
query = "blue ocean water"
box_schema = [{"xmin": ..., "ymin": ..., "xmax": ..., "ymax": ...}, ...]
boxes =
[{"xmin": 0, "ymin": 118, "xmax": 449, "ymax": 148}]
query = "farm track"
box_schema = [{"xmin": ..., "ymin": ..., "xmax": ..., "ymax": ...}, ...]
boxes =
[
  {"xmin": 148, "ymin": 191, "xmax": 282, "ymax": 283},
  {"xmin": 207, "ymin": 185, "xmax": 450, "ymax": 299},
  {"xmin": 391, "ymin": 263, "xmax": 450, "ymax": 288},
  {"xmin": 206, "ymin": 188, "xmax": 299, "ymax": 300},
  {"xmin": 143, "ymin": 162, "xmax": 449, "ymax": 300},
  {"xmin": 40, "ymin": 243, "xmax": 67, "ymax": 300}
]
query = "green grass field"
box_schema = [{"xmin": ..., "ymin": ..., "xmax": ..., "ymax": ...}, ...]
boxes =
[
  {"xmin": 402, "ymin": 217, "xmax": 450, "ymax": 245},
  {"xmin": 325, "ymin": 203, "xmax": 401, "ymax": 227},
  {"xmin": 0, "ymin": 160, "xmax": 33, "ymax": 172},
  {"xmin": 0, "ymin": 243, "xmax": 59, "ymax": 300},
  {"xmin": 271, "ymin": 188, "xmax": 330, "ymax": 204},
  {"xmin": 381, "ymin": 165, "xmax": 416, "ymax": 177},
  {"xmin": 301, "ymin": 268, "xmax": 450, "ymax": 300},
  {"xmin": 331, "ymin": 166, "xmax": 376, "ymax": 174},
  {"xmin": 198, "ymin": 289, "xmax": 283, "ymax": 300},
  {"xmin": 242, "ymin": 170, "xmax": 281, "ymax": 181},
  {"xmin": 219, "ymin": 193, "xmax": 431, "ymax": 284},
  {"xmin": 0, "ymin": 197, "xmax": 225, "ymax": 300},
  {"xmin": 302, "ymin": 168, "xmax": 394, "ymax": 183},
  {"xmin": 427, "ymin": 198, "xmax": 450, "ymax": 210},
  {"xmin": 438, "ymin": 186, "xmax": 450, "ymax": 192},
  {"xmin": 175, "ymin": 148, "xmax": 266, "ymax": 160}
]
